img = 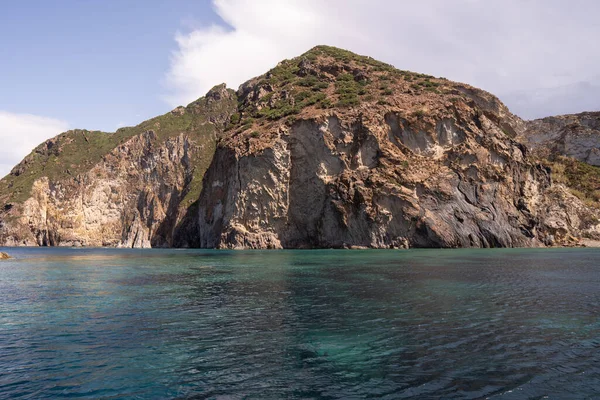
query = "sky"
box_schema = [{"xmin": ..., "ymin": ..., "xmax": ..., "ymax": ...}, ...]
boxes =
[{"xmin": 1, "ymin": 0, "xmax": 599, "ymax": 178}]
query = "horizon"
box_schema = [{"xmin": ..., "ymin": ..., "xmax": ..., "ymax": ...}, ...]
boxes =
[{"xmin": 2, "ymin": 0, "xmax": 600, "ymax": 178}]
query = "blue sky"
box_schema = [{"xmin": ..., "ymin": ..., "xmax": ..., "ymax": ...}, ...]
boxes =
[
  {"xmin": 0, "ymin": 0, "xmax": 218, "ymax": 131},
  {"xmin": 1, "ymin": 0, "xmax": 599, "ymax": 178}
]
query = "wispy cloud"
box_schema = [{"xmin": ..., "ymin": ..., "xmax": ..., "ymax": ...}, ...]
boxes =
[
  {"xmin": 163, "ymin": 0, "xmax": 600, "ymax": 118},
  {"xmin": 0, "ymin": 111, "xmax": 69, "ymax": 179}
]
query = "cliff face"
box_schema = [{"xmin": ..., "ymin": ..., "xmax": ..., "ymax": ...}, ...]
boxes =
[
  {"xmin": 522, "ymin": 112, "xmax": 600, "ymax": 165},
  {"xmin": 521, "ymin": 112, "xmax": 600, "ymax": 231},
  {"xmin": 196, "ymin": 46, "xmax": 599, "ymax": 248},
  {"xmin": 0, "ymin": 85, "xmax": 237, "ymax": 247},
  {"xmin": 1, "ymin": 46, "xmax": 599, "ymax": 248},
  {"xmin": 8, "ymin": 131, "xmax": 193, "ymax": 247}
]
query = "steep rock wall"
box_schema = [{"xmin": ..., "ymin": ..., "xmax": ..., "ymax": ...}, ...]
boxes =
[
  {"xmin": 0, "ymin": 84, "xmax": 236, "ymax": 247},
  {"xmin": 1, "ymin": 131, "xmax": 199, "ymax": 247},
  {"xmin": 197, "ymin": 107, "xmax": 583, "ymax": 248},
  {"xmin": 523, "ymin": 112, "xmax": 600, "ymax": 165}
]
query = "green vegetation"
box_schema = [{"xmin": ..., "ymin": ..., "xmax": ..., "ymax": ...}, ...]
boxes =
[
  {"xmin": 298, "ymin": 76, "xmax": 328, "ymax": 90},
  {"xmin": 335, "ymin": 73, "xmax": 366, "ymax": 107},
  {"xmin": 294, "ymin": 91, "xmax": 312, "ymax": 103},
  {"xmin": 0, "ymin": 90, "xmax": 237, "ymax": 206},
  {"xmin": 241, "ymin": 117, "xmax": 255, "ymax": 128},
  {"xmin": 248, "ymin": 46, "xmax": 445, "ymax": 115},
  {"xmin": 255, "ymin": 89, "xmax": 329, "ymax": 120},
  {"xmin": 229, "ymin": 113, "xmax": 241, "ymax": 125},
  {"xmin": 236, "ymin": 51, "xmax": 340, "ymax": 121},
  {"xmin": 547, "ymin": 156, "xmax": 600, "ymax": 208},
  {"xmin": 235, "ymin": 45, "xmax": 450, "ymax": 121},
  {"xmin": 257, "ymin": 101, "xmax": 300, "ymax": 120},
  {"xmin": 419, "ymin": 79, "xmax": 440, "ymax": 88},
  {"xmin": 267, "ymin": 61, "xmax": 300, "ymax": 84},
  {"xmin": 300, "ymin": 45, "xmax": 438, "ymax": 79},
  {"xmin": 406, "ymin": 77, "xmax": 442, "ymax": 94},
  {"xmin": 413, "ymin": 109, "xmax": 427, "ymax": 118},
  {"xmin": 318, "ymin": 98, "xmax": 333, "ymax": 109}
]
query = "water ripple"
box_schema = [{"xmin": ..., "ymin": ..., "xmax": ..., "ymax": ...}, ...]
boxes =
[{"xmin": 0, "ymin": 247, "xmax": 599, "ymax": 399}]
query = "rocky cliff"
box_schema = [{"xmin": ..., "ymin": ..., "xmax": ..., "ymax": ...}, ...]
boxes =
[
  {"xmin": 196, "ymin": 46, "xmax": 600, "ymax": 248},
  {"xmin": 1, "ymin": 46, "xmax": 599, "ymax": 248},
  {"xmin": 0, "ymin": 85, "xmax": 237, "ymax": 247},
  {"xmin": 522, "ymin": 112, "xmax": 600, "ymax": 165},
  {"xmin": 521, "ymin": 112, "xmax": 600, "ymax": 229}
]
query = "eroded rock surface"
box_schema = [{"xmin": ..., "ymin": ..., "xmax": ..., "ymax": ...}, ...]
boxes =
[
  {"xmin": 522, "ymin": 112, "xmax": 600, "ymax": 165},
  {"xmin": 1, "ymin": 46, "xmax": 599, "ymax": 248},
  {"xmin": 0, "ymin": 85, "xmax": 237, "ymax": 247},
  {"xmin": 197, "ymin": 46, "xmax": 600, "ymax": 248}
]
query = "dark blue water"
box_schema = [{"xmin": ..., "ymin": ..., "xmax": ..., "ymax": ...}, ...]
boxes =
[{"xmin": 0, "ymin": 248, "xmax": 599, "ymax": 399}]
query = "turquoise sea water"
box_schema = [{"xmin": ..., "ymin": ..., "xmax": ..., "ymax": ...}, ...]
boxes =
[{"xmin": 0, "ymin": 247, "xmax": 599, "ymax": 399}]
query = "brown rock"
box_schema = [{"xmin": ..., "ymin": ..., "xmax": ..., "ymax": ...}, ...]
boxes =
[
  {"xmin": 0, "ymin": 85, "xmax": 238, "ymax": 248},
  {"xmin": 195, "ymin": 47, "xmax": 598, "ymax": 249},
  {"xmin": 1, "ymin": 46, "xmax": 598, "ymax": 249}
]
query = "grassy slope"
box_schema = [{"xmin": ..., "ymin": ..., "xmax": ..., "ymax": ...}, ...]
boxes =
[
  {"xmin": 545, "ymin": 156, "xmax": 600, "ymax": 207},
  {"xmin": 0, "ymin": 88, "xmax": 236, "ymax": 206},
  {"xmin": 226, "ymin": 45, "xmax": 450, "ymax": 135}
]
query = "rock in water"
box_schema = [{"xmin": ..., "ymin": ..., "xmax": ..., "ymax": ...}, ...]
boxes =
[{"xmin": 0, "ymin": 252, "xmax": 11, "ymax": 260}]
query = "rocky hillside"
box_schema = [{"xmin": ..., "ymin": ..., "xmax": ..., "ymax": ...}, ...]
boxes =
[
  {"xmin": 522, "ymin": 112, "xmax": 600, "ymax": 214},
  {"xmin": 1, "ymin": 46, "xmax": 599, "ymax": 248},
  {"xmin": 0, "ymin": 85, "xmax": 237, "ymax": 247},
  {"xmin": 522, "ymin": 112, "xmax": 600, "ymax": 165},
  {"xmin": 196, "ymin": 46, "xmax": 599, "ymax": 248}
]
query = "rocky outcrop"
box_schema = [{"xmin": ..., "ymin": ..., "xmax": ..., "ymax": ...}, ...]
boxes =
[
  {"xmin": 196, "ymin": 46, "xmax": 600, "ymax": 248},
  {"xmin": 197, "ymin": 114, "xmax": 561, "ymax": 249},
  {"xmin": 0, "ymin": 85, "xmax": 237, "ymax": 247},
  {"xmin": 0, "ymin": 252, "xmax": 10, "ymax": 260},
  {"xmin": 535, "ymin": 185, "xmax": 600, "ymax": 245},
  {"xmin": 522, "ymin": 112, "xmax": 600, "ymax": 165},
  {"xmin": 521, "ymin": 112, "xmax": 600, "ymax": 239},
  {"xmin": 1, "ymin": 132, "xmax": 195, "ymax": 247},
  {"xmin": 1, "ymin": 46, "xmax": 599, "ymax": 248}
]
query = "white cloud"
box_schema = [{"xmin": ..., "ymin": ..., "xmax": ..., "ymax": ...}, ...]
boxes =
[
  {"xmin": 164, "ymin": 0, "xmax": 600, "ymax": 119},
  {"xmin": 0, "ymin": 111, "xmax": 69, "ymax": 179}
]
